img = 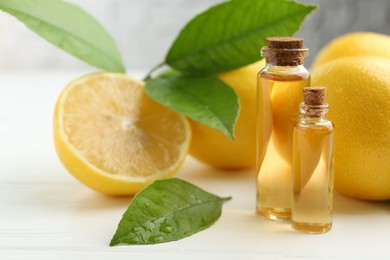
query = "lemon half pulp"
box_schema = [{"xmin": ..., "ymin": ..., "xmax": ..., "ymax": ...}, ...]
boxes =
[{"xmin": 54, "ymin": 72, "xmax": 191, "ymax": 195}]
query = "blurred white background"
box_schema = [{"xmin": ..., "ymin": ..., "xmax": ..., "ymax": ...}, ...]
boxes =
[{"xmin": 0, "ymin": 0, "xmax": 389, "ymax": 71}]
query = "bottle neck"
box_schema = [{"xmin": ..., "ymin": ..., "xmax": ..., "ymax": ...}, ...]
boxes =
[
  {"xmin": 299, "ymin": 102, "xmax": 329, "ymax": 122},
  {"xmin": 264, "ymin": 63, "xmax": 308, "ymax": 73},
  {"xmin": 265, "ymin": 58, "xmax": 304, "ymax": 67},
  {"xmin": 261, "ymin": 47, "xmax": 309, "ymax": 66}
]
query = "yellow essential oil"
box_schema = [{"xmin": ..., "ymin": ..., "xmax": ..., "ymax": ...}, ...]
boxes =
[
  {"xmin": 256, "ymin": 37, "xmax": 310, "ymax": 220},
  {"xmin": 292, "ymin": 87, "xmax": 335, "ymax": 233}
]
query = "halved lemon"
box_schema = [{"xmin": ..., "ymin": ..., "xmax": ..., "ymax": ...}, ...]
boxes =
[{"xmin": 54, "ymin": 72, "xmax": 191, "ymax": 195}]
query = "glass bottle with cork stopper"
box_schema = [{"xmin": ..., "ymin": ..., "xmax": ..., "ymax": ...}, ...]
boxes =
[
  {"xmin": 256, "ymin": 37, "xmax": 310, "ymax": 220},
  {"xmin": 292, "ymin": 87, "xmax": 335, "ymax": 233}
]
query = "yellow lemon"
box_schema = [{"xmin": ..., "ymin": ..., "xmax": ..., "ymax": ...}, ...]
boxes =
[
  {"xmin": 54, "ymin": 72, "xmax": 191, "ymax": 195},
  {"xmin": 312, "ymin": 57, "xmax": 390, "ymax": 201},
  {"xmin": 312, "ymin": 32, "xmax": 390, "ymax": 69},
  {"xmin": 189, "ymin": 60, "xmax": 264, "ymax": 169}
]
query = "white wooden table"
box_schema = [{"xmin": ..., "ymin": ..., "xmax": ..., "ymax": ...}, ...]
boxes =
[{"xmin": 1, "ymin": 72, "xmax": 389, "ymax": 260}]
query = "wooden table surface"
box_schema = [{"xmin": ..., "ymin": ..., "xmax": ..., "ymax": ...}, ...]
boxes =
[{"xmin": 1, "ymin": 72, "xmax": 389, "ymax": 260}]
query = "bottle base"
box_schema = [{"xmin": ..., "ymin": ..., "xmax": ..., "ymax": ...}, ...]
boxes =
[
  {"xmin": 256, "ymin": 207, "xmax": 291, "ymax": 221},
  {"xmin": 292, "ymin": 221, "xmax": 332, "ymax": 234}
]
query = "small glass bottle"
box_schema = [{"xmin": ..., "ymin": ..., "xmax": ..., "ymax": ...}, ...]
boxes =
[
  {"xmin": 256, "ymin": 37, "xmax": 310, "ymax": 220},
  {"xmin": 292, "ymin": 87, "xmax": 335, "ymax": 233}
]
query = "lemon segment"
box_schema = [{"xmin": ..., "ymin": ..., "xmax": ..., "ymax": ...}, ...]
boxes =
[{"xmin": 54, "ymin": 72, "xmax": 191, "ymax": 195}]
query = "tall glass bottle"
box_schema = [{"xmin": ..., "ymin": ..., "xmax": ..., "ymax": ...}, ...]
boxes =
[
  {"xmin": 292, "ymin": 87, "xmax": 335, "ymax": 233},
  {"xmin": 256, "ymin": 37, "xmax": 310, "ymax": 220}
]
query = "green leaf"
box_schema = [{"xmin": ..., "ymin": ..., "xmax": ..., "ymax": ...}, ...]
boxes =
[
  {"xmin": 110, "ymin": 178, "xmax": 231, "ymax": 246},
  {"xmin": 166, "ymin": 0, "xmax": 317, "ymax": 75},
  {"xmin": 0, "ymin": 0, "xmax": 125, "ymax": 72},
  {"xmin": 145, "ymin": 72, "xmax": 239, "ymax": 140}
]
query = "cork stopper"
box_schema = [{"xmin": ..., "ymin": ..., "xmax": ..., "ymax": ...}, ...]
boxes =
[
  {"xmin": 262, "ymin": 37, "xmax": 307, "ymax": 66},
  {"xmin": 302, "ymin": 87, "xmax": 327, "ymax": 118},
  {"xmin": 266, "ymin": 37, "xmax": 304, "ymax": 49},
  {"xmin": 303, "ymin": 87, "xmax": 326, "ymax": 106}
]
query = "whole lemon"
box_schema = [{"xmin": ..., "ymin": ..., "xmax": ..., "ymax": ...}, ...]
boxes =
[
  {"xmin": 312, "ymin": 32, "xmax": 390, "ymax": 69},
  {"xmin": 312, "ymin": 57, "xmax": 390, "ymax": 201},
  {"xmin": 189, "ymin": 60, "xmax": 264, "ymax": 169}
]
